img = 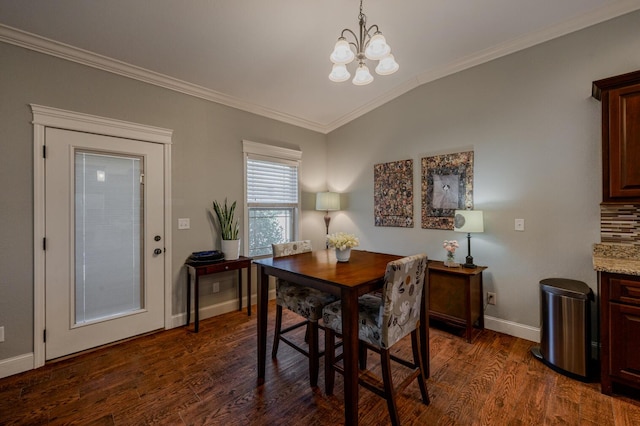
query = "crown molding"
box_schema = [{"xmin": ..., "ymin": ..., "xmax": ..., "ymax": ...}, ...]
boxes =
[
  {"xmin": 0, "ymin": 24, "xmax": 328, "ymax": 134},
  {"xmin": 2, "ymin": 0, "xmax": 640, "ymax": 135}
]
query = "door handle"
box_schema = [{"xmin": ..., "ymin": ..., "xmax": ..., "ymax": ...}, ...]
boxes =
[{"xmin": 154, "ymin": 248, "xmax": 163, "ymax": 255}]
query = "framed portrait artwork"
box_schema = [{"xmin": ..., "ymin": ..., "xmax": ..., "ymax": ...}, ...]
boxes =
[
  {"xmin": 374, "ymin": 159, "xmax": 413, "ymax": 227},
  {"xmin": 421, "ymin": 151, "xmax": 474, "ymax": 230}
]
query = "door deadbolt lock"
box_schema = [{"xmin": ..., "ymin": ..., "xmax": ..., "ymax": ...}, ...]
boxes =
[
  {"xmin": 153, "ymin": 248, "xmax": 163, "ymax": 255},
  {"xmin": 154, "ymin": 235, "xmax": 162, "ymax": 241}
]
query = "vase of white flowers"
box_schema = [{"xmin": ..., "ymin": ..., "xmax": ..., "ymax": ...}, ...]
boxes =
[
  {"xmin": 443, "ymin": 240, "xmax": 460, "ymax": 267},
  {"xmin": 327, "ymin": 232, "xmax": 360, "ymax": 262}
]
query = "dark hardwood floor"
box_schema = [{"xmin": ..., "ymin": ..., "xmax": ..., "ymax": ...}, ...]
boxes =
[{"xmin": 2, "ymin": 301, "xmax": 640, "ymax": 425}]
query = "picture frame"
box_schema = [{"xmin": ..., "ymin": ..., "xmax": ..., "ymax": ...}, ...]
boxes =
[
  {"xmin": 421, "ymin": 151, "xmax": 474, "ymax": 230},
  {"xmin": 374, "ymin": 159, "xmax": 413, "ymax": 228}
]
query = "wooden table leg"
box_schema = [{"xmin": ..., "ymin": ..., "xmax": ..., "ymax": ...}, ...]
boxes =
[
  {"xmin": 341, "ymin": 288, "xmax": 359, "ymax": 425},
  {"xmin": 238, "ymin": 269, "xmax": 243, "ymax": 312},
  {"xmin": 186, "ymin": 267, "xmax": 191, "ymax": 327},
  {"xmin": 195, "ymin": 275, "xmax": 200, "ymax": 333},
  {"xmin": 247, "ymin": 264, "xmax": 252, "ymax": 316},
  {"xmin": 257, "ymin": 265, "xmax": 268, "ymax": 384}
]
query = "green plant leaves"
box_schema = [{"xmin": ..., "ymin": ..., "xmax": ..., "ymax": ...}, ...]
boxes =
[{"xmin": 213, "ymin": 198, "xmax": 239, "ymax": 240}]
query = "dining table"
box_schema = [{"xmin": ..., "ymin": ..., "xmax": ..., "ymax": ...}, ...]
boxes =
[{"xmin": 254, "ymin": 249, "xmax": 430, "ymax": 425}]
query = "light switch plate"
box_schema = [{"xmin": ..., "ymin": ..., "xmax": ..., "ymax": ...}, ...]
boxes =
[
  {"xmin": 178, "ymin": 218, "xmax": 190, "ymax": 230},
  {"xmin": 515, "ymin": 218, "xmax": 525, "ymax": 231}
]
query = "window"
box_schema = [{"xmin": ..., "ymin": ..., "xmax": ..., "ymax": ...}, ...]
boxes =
[{"xmin": 243, "ymin": 141, "xmax": 301, "ymax": 257}]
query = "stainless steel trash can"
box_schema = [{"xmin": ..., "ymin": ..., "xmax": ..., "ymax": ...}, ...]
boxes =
[{"xmin": 531, "ymin": 278, "xmax": 594, "ymax": 380}]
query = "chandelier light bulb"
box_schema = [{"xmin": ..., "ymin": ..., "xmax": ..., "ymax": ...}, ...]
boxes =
[
  {"xmin": 352, "ymin": 63, "xmax": 373, "ymax": 85},
  {"xmin": 330, "ymin": 38, "xmax": 355, "ymax": 65},
  {"xmin": 364, "ymin": 33, "xmax": 390, "ymax": 60},
  {"xmin": 375, "ymin": 54, "xmax": 399, "ymax": 75},
  {"xmin": 329, "ymin": 63, "xmax": 351, "ymax": 82}
]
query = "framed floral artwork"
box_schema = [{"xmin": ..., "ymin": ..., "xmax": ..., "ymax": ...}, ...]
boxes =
[
  {"xmin": 421, "ymin": 151, "xmax": 474, "ymax": 230},
  {"xmin": 374, "ymin": 159, "xmax": 413, "ymax": 227}
]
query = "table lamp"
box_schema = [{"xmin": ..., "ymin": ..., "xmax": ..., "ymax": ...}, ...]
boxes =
[
  {"xmin": 316, "ymin": 192, "xmax": 341, "ymax": 239},
  {"xmin": 454, "ymin": 210, "xmax": 484, "ymax": 268}
]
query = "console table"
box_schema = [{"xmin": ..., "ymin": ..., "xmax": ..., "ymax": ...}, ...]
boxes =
[
  {"xmin": 428, "ymin": 260, "xmax": 487, "ymax": 342},
  {"xmin": 185, "ymin": 256, "xmax": 252, "ymax": 332}
]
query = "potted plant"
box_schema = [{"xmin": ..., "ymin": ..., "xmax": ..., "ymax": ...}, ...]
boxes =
[{"xmin": 213, "ymin": 198, "xmax": 240, "ymax": 260}]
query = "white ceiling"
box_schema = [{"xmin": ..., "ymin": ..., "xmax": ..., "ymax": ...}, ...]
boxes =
[{"xmin": 1, "ymin": 0, "xmax": 640, "ymax": 133}]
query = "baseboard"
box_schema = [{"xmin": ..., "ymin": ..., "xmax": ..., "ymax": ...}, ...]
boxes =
[
  {"xmin": 170, "ymin": 289, "xmax": 276, "ymax": 329},
  {"xmin": 0, "ymin": 352, "xmax": 34, "ymax": 379},
  {"xmin": 484, "ymin": 315, "xmax": 540, "ymax": 343}
]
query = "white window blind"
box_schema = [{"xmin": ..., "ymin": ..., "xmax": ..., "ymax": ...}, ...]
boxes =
[
  {"xmin": 243, "ymin": 140, "xmax": 302, "ymax": 257},
  {"xmin": 246, "ymin": 158, "xmax": 298, "ymax": 205}
]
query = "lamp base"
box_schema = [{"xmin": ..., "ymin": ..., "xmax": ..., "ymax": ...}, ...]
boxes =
[
  {"xmin": 324, "ymin": 213, "xmax": 331, "ymax": 249},
  {"xmin": 463, "ymin": 255, "xmax": 477, "ymax": 269}
]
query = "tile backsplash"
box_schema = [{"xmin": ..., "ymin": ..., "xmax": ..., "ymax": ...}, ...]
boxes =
[{"xmin": 601, "ymin": 204, "xmax": 640, "ymax": 245}]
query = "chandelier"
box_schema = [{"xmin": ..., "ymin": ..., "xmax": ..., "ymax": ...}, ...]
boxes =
[{"xmin": 328, "ymin": 0, "xmax": 399, "ymax": 86}]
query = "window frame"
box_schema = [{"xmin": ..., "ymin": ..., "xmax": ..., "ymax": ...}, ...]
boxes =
[{"xmin": 242, "ymin": 140, "xmax": 302, "ymax": 258}]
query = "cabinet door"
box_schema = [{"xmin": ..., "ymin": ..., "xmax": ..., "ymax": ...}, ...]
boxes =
[
  {"xmin": 429, "ymin": 270, "xmax": 466, "ymax": 322},
  {"xmin": 607, "ymin": 84, "xmax": 640, "ymax": 200},
  {"xmin": 609, "ymin": 302, "xmax": 640, "ymax": 385}
]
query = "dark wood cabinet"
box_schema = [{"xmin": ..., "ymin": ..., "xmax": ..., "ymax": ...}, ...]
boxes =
[
  {"xmin": 593, "ymin": 70, "xmax": 640, "ymax": 202},
  {"xmin": 599, "ymin": 272, "xmax": 640, "ymax": 394},
  {"xmin": 428, "ymin": 261, "xmax": 486, "ymax": 343}
]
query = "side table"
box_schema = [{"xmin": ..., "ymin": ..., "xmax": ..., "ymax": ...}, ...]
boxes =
[
  {"xmin": 185, "ymin": 256, "xmax": 252, "ymax": 332},
  {"xmin": 428, "ymin": 260, "xmax": 487, "ymax": 343}
]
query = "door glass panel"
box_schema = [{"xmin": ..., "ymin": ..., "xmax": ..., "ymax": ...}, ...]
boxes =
[{"xmin": 74, "ymin": 150, "xmax": 144, "ymax": 325}]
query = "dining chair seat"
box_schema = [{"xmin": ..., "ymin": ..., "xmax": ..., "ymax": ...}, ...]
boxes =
[
  {"xmin": 323, "ymin": 253, "xmax": 430, "ymax": 426},
  {"xmin": 272, "ymin": 240, "xmax": 338, "ymax": 388},
  {"xmin": 277, "ymin": 280, "xmax": 337, "ymax": 321}
]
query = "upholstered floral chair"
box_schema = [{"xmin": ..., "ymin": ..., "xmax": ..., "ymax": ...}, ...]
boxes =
[
  {"xmin": 322, "ymin": 253, "xmax": 430, "ymax": 426},
  {"xmin": 271, "ymin": 240, "xmax": 338, "ymax": 387}
]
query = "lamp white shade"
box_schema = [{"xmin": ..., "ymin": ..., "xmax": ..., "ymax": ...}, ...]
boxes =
[
  {"xmin": 330, "ymin": 38, "xmax": 355, "ymax": 65},
  {"xmin": 329, "ymin": 63, "xmax": 351, "ymax": 82},
  {"xmin": 364, "ymin": 33, "xmax": 391, "ymax": 60},
  {"xmin": 375, "ymin": 54, "xmax": 399, "ymax": 75},
  {"xmin": 352, "ymin": 63, "xmax": 373, "ymax": 85},
  {"xmin": 454, "ymin": 210, "xmax": 484, "ymax": 233},
  {"xmin": 316, "ymin": 192, "xmax": 341, "ymax": 211}
]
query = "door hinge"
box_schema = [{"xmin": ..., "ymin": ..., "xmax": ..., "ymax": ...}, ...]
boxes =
[
  {"xmin": 42, "ymin": 145, "xmax": 46, "ymax": 158},
  {"xmin": 140, "ymin": 173, "xmax": 145, "ymax": 184},
  {"xmin": 43, "ymin": 329, "xmax": 46, "ymax": 343},
  {"xmin": 43, "ymin": 237, "xmax": 46, "ymax": 250}
]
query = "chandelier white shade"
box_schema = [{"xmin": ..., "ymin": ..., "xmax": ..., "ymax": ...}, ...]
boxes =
[
  {"xmin": 329, "ymin": 0, "xmax": 398, "ymax": 86},
  {"xmin": 353, "ymin": 63, "xmax": 374, "ymax": 86},
  {"xmin": 329, "ymin": 63, "xmax": 351, "ymax": 82}
]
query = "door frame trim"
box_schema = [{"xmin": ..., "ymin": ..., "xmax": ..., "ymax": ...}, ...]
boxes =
[{"xmin": 31, "ymin": 104, "xmax": 173, "ymax": 368}]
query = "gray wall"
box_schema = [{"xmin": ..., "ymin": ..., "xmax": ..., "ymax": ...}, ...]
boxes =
[
  {"xmin": 0, "ymin": 42, "xmax": 328, "ymax": 361},
  {"xmin": 325, "ymin": 11, "xmax": 640, "ymax": 332}
]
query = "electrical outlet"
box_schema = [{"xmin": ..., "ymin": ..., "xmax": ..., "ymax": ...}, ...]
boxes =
[
  {"xmin": 487, "ymin": 292, "xmax": 496, "ymax": 305},
  {"xmin": 178, "ymin": 218, "xmax": 190, "ymax": 230},
  {"xmin": 0, "ymin": 326, "xmax": 4, "ymax": 342},
  {"xmin": 213, "ymin": 282, "xmax": 220, "ymax": 293}
]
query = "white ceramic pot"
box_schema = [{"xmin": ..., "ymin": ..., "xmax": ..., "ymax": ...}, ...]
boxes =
[
  {"xmin": 335, "ymin": 247, "xmax": 351, "ymax": 262},
  {"xmin": 221, "ymin": 239, "xmax": 241, "ymax": 260}
]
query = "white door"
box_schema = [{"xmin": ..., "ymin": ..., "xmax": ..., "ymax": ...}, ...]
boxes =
[{"xmin": 44, "ymin": 127, "xmax": 165, "ymax": 360}]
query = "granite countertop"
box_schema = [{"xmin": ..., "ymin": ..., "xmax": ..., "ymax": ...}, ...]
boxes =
[{"xmin": 593, "ymin": 243, "xmax": 640, "ymax": 276}]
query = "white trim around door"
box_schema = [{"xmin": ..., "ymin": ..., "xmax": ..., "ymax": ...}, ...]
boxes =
[{"xmin": 31, "ymin": 104, "xmax": 173, "ymax": 369}]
